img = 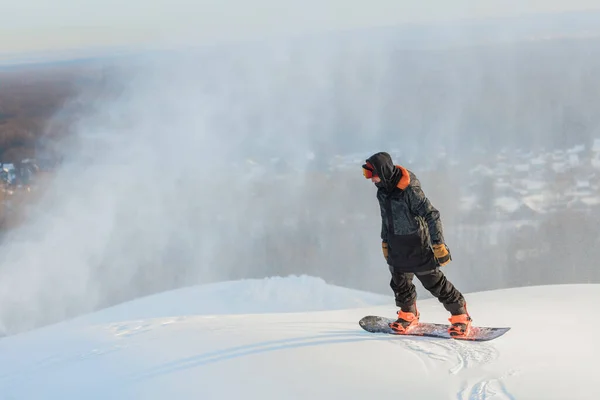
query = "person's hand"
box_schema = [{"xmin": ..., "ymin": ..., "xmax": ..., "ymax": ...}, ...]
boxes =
[
  {"xmin": 382, "ymin": 242, "xmax": 389, "ymax": 261},
  {"xmin": 432, "ymin": 244, "xmax": 451, "ymax": 266}
]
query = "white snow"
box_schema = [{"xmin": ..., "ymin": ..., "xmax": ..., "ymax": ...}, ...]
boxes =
[
  {"xmin": 494, "ymin": 196, "xmax": 521, "ymax": 213},
  {"xmin": 530, "ymin": 155, "xmax": 546, "ymax": 165},
  {"xmin": 79, "ymin": 275, "xmax": 390, "ymax": 324},
  {"xmin": 569, "ymin": 144, "xmax": 586, "ymax": 153},
  {"xmin": 469, "ymin": 164, "xmax": 495, "ymax": 176},
  {"xmin": 0, "ymin": 277, "xmax": 599, "ymax": 399},
  {"xmin": 581, "ymin": 196, "xmax": 600, "ymax": 206},
  {"xmin": 576, "ymin": 180, "xmax": 591, "ymax": 188},
  {"xmin": 552, "ymin": 162, "xmax": 566, "ymax": 172},
  {"xmin": 514, "ymin": 164, "xmax": 530, "ymax": 172},
  {"xmin": 496, "ymin": 180, "xmax": 511, "ymax": 189},
  {"xmin": 523, "ymin": 179, "xmax": 545, "ymax": 191},
  {"xmin": 569, "ymin": 153, "xmax": 580, "ymax": 166}
]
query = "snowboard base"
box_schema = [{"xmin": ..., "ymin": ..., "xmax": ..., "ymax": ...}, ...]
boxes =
[{"xmin": 359, "ymin": 315, "xmax": 510, "ymax": 342}]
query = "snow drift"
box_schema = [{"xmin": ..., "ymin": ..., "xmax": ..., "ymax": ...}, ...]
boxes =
[{"xmin": 77, "ymin": 275, "xmax": 390, "ymax": 324}]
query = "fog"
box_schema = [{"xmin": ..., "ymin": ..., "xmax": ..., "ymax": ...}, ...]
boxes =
[
  {"xmin": 2, "ymin": 10, "xmax": 600, "ymax": 336},
  {"xmin": 3, "ymin": 0, "xmax": 600, "ymax": 54}
]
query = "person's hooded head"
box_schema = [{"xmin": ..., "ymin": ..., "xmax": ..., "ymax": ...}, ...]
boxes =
[{"xmin": 362, "ymin": 152, "xmax": 405, "ymax": 191}]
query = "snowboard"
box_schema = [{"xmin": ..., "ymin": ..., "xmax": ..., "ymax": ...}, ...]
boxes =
[{"xmin": 359, "ymin": 315, "xmax": 510, "ymax": 342}]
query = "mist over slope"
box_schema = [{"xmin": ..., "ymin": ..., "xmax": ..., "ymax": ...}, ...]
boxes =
[
  {"xmin": 1, "ymin": 11, "xmax": 600, "ymax": 336},
  {"xmin": 0, "ymin": 35, "xmax": 395, "ymax": 335}
]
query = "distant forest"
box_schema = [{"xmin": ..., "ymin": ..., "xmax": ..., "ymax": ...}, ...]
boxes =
[
  {"xmin": 0, "ymin": 61, "xmax": 116, "ymax": 232},
  {"xmin": 0, "ymin": 61, "xmax": 116, "ymax": 165},
  {"xmin": 0, "ymin": 65, "xmax": 70, "ymax": 163}
]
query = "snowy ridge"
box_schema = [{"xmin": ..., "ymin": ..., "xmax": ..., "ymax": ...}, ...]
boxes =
[
  {"xmin": 0, "ymin": 277, "xmax": 598, "ymax": 399},
  {"xmin": 78, "ymin": 275, "xmax": 390, "ymax": 324}
]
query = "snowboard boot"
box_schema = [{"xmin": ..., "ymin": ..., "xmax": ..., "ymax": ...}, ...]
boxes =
[
  {"xmin": 448, "ymin": 314, "xmax": 472, "ymax": 337},
  {"xmin": 447, "ymin": 303, "xmax": 472, "ymax": 337},
  {"xmin": 389, "ymin": 305, "xmax": 419, "ymax": 333}
]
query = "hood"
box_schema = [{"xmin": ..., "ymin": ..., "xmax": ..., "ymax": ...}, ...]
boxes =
[{"xmin": 366, "ymin": 152, "xmax": 408, "ymax": 192}]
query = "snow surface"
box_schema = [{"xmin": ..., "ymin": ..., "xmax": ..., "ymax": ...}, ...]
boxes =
[
  {"xmin": 522, "ymin": 179, "xmax": 545, "ymax": 191},
  {"xmin": 77, "ymin": 275, "xmax": 391, "ymax": 324},
  {"xmin": 581, "ymin": 197, "xmax": 600, "ymax": 206},
  {"xmin": 494, "ymin": 196, "xmax": 521, "ymax": 213},
  {"xmin": 0, "ymin": 276, "xmax": 599, "ymax": 400},
  {"xmin": 522, "ymin": 193, "xmax": 549, "ymax": 213}
]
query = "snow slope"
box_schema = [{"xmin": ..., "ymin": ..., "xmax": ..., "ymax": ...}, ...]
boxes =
[
  {"xmin": 78, "ymin": 275, "xmax": 391, "ymax": 324},
  {"xmin": 0, "ymin": 276, "xmax": 598, "ymax": 400}
]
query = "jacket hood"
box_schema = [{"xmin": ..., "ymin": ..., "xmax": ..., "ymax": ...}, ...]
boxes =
[{"xmin": 366, "ymin": 152, "xmax": 406, "ymax": 191}]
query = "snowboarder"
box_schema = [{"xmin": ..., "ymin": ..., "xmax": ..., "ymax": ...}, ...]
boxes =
[{"xmin": 362, "ymin": 152, "xmax": 472, "ymax": 337}]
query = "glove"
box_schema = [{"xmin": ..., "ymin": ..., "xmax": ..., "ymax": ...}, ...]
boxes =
[
  {"xmin": 432, "ymin": 243, "xmax": 451, "ymax": 266},
  {"xmin": 382, "ymin": 241, "xmax": 389, "ymax": 261}
]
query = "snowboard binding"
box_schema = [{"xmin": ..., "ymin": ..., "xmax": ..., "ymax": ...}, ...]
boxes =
[
  {"xmin": 389, "ymin": 309, "xmax": 420, "ymax": 334},
  {"xmin": 448, "ymin": 314, "xmax": 473, "ymax": 337}
]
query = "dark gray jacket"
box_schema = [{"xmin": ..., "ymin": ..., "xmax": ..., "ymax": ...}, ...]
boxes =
[{"xmin": 367, "ymin": 153, "xmax": 445, "ymax": 272}]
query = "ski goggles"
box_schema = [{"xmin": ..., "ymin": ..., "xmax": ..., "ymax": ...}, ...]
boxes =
[{"xmin": 362, "ymin": 162, "xmax": 378, "ymax": 179}]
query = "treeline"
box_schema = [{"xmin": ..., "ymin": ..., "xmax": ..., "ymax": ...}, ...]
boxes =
[
  {"xmin": 0, "ymin": 62, "xmax": 109, "ymax": 233},
  {"xmin": 0, "ymin": 61, "xmax": 114, "ymax": 164},
  {"xmin": 1, "ymin": 66, "xmax": 69, "ymax": 161}
]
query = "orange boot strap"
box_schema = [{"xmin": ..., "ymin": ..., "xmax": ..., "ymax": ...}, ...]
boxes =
[{"xmin": 449, "ymin": 314, "xmax": 470, "ymax": 324}]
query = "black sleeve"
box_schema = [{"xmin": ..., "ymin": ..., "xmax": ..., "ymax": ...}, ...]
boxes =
[
  {"xmin": 380, "ymin": 205, "xmax": 388, "ymax": 242},
  {"xmin": 406, "ymin": 184, "xmax": 445, "ymax": 245}
]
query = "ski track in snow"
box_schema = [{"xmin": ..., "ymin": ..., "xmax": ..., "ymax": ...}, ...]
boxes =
[
  {"xmin": 386, "ymin": 336, "xmax": 517, "ymax": 400},
  {"xmin": 1, "ymin": 317, "xmax": 519, "ymax": 400},
  {"xmin": 0, "ymin": 342, "xmax": 132, "ymax": 397},
  {"xmin": 121, "ymin": 320, "xmax": 390, "ymax": 384},
  {"xmin": 0, "ymin": 318, "xmax": 184, "ymax": 392},
  {"xmin": 0, "ymin": 318, "xmax": 388, "ymax": 394},
  {"xmin": 107, "ymin": 316, "xmax": 188, "ymax": 338},
  {"xmin": 386, "ymin": 336, "xmax": 499, "ymax": 374},
  {"xmin": 457, "ymin": 369, "xmax": 520, "ymax": 400}
]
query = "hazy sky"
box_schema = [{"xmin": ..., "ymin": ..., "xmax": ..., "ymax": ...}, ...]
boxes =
[{"xmin": 2, "ymin": 0, "xmax": 600, "ymax": 55}]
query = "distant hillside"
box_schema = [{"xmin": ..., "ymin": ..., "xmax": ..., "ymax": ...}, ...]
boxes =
[{"xmin": 0, "ymin": 60, "xmax": 114, "ymax": 163}]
